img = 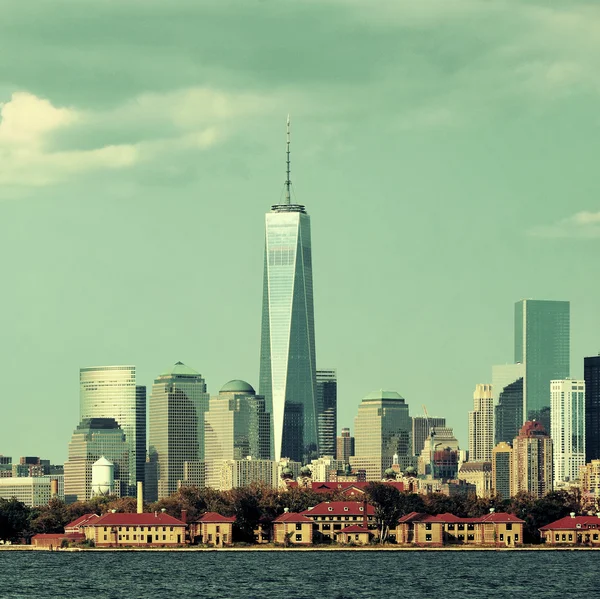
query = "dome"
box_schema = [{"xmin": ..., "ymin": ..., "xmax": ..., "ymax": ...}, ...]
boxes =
[{"xmin": 220, "ymin": 380, "xmax": 255, "ymax": 394}]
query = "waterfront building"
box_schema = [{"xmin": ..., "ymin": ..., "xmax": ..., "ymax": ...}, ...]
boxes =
[
  {"xmin": 316, "ymin": 369, "xmax": 337, "ymax": 458},
  {"xmin": 191, "ymin": 512, "xmax": 236, "ymax": 546},
  {"xmin": 272, "ymin": 511, "xmax": 314, "ymax": 545},
  {"xmin": 147, "ymin": 362, "xmax": 210, "ymax": 500},
  {"xmin": 336, "ymin": 428, "xmax": 355, "ymax": 464},
  {"xmin": 551, "ymin": 379, "xmax": 586, "ymax": 484},
  {"xmin": 468, "ymin": 384, "xmax": 494, "ymax": 462},
  {"xmin": 514, "ymin": 299, "xmax": 570, "ymax": 432},
  {"xmin": 495, "ymin": 377, "xmax": 524, "ymax": 445},
  {"xmin": 64, "ymin": 417, "xmax": 129, "ymax": 502},
  {"xmin": 412, "ymin": 415, "xmax": 446, "ymax": 458},
  {"xmin": 584, "ymin": 355, "xmax": 600, "ymax": 462},
  {"xmin": 511, "ymin": 420, "xmax": 553, "ymax": 498},
  {"xmin": 0, "ymin": 475, "xmax": 64, "ymax": 507},
  {"xmin": 457, "ymin": 462, "xmax": 492, "ymax": 498},
  {"xmin": 259, "ymin": 118, "xmax": 318, "ymax": 463},
  {"xmin": 539, "ymin": 515, "xmax": 600, "ymax": 546},
  {"xmin": 350, "ymin": 390, "xmax": 411, "ymax": 480},
  {"xmin": 79, "ymin": 365, "xmax": 146, "ymax": 493},
  {"xmin": 492, "ymin": 442, "xmax": 513, "ymax": 499},
  {"xmin": 300, "ymin": 501, "xmax": 376, "ymax": 542}
]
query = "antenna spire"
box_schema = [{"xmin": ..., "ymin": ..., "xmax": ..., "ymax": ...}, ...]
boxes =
[{"xmin": 285, "ymin": 114, "xmax": 291, "ymax": 205}]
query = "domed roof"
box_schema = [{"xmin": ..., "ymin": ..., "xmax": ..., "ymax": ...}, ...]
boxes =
[
  {"xmin": 160, "ymin": 361, "xmax": 201, "ymax": 377},
  {"xmin": 220, "ymin": 380, "xmax": 255, "ymax": 394}
]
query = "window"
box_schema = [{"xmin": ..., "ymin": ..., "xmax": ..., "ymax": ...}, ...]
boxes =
[
  {"xmin": 344, "ymin": 507, "xmax": 348, "ymax": 511},
  {"xmin": 355, "ymin": 535, "xmax": 360, "ymax": 541},
  {"xmin": 328, "ymin": 507, "xmax": 333, "ymax": 512},
  {"xmin": 457, "ymin": 534, "xmax": 464, "ymax": 541},
  {"xmin": 118, "ymin": 535, "xmax": 122, "ymax": 540},
  {"xmin": 216, "ymin": 526, "xmax": 220, "ymax": 533},
  {"xmin": 467, "ymin": 534, "xmax": 474, "ymax": 541},
  {"xmin": 594, "ymin": 534, "xmax": 598, "ymax": 541},
  {"xmin": 425, "ymin": 534, "xmax": 432, "ymax": 542},
  {"xmin": 296, "ymin": 523, "xmax": 302, "ymax": 531},
  {"xmin": 562, "ymin": 534, "xmax": 566, "ymax": 541},
  {"xmin": 208, "ymin": 534, "xmax": 213, "ymax": 542},
  {"xmin": 568, "ymin": 534, "xmax": 573, "ymax": 541},
  {"xmin": 506, "ymin": 523, "xmax": 513, "ymax": 531},
  {"xmin": 359, "ymin": 507, "xmax": 364, "ymax": 511},
  {"xmin": 170, "ymin": 527, "xmax": 173, "ymax": 531},
  {"xmin": 555, "ymin": 534, "xmax": 559, "ymax": 541},
  {"xmin": 323, "ymin": 524, "xmax": 331, "ymax": 531},
  {"xmin": 458, "ymin": 524, "xmax": 464, "ymax": 531},
  {"xmin": 345, "ymin": 516, "xmax": 350, "ymax": 521},
  {"xmin": 448, "ymin": 524, "xmax": 455, "ymax": 531},
  {"xmin": 467, "ymin": 524, "xmax": 474, "ymax": 531},
  {"xmin": 163, "ymin": 527, "xmax": 166, "ymax": 532},
  {"xmin": 126, "ymin": 527, "xmax": 129, "ymax": 532},
  {"xmin": 119, "ymin": 527, "xmax": 123, "ymax": 532},
  {"xmin": 103, "ymin": 535, "xmax": 107, "ymax": 541},
  {"xmin": 126, "ymin": 535, "xmax": 129, "ymax": 541},
  {"xmin": 163, "ymin": 535, "xmax": 166, "ymax": 541},
  {"xmin": 104, "ymin": 527, "xmax": 108, "ymax": 532},
  {"xmin": 425, "ymin": 523, "xmax": 432, "ymax": 531},
  {"xmin": 133, "ymin": 535, "xmax": 136, "ymax": 540},
  {"xmin": 296, "ymin": 535, "xmax": 302, "ymax": 542},
  {"xmin": 514, "ymin": 534, "xmax": 519, "ymax": 542},
  {"xmin": 500, "ymin": 534, "xmax": 504, "ymax": 541},
  {"xmin": 333, "ymin": 524, "xmax": 342, "ymax": 530}
]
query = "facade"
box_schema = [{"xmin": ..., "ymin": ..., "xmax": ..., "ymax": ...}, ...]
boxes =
[
  {"xmin": 412, "ymin": 416, "xmax": 446, "ymax": 457},
  {"xmin": 540, "ymin": 515, "xmax": 600, "ymax": 546},
  {"xmin": 492, "ymin": 442, "xmax": 513, "ymax": 499},
  {"xmin": 395, "ymin": 513, "xmax": 444, "ymax": 546},
  {"xmin": 581, "ymin": 460, "xmax": 600, "ymax": 505},
  {"xmin": 85, "ymin": 512, "xmax": 186, "ymax": 547},
  {"xmin": 147, "ymin": 362, "xmax": 210, "ymax": 500},
  {"xmin": 514, "ymin": 299, "xmax": 570, "ymax": 432},
  {"xmin": 417, "ymin": 426, "xmax": 460, "ymax": 480},
  {"xmin": 0, "ymin": 475, "xmax": 63, "ymax": 507},
  {"xmin": 191, "ymin": 512, "xmax": 236, "ymax": 546},
  {"xmin": 64, "ymin": 418, "xmax": 129, "ymax": 502},
  {"xmin": 350, "ymin": 390, "xmax": 411, "ymax": 480},
  {"xmin": 300, "ymin": 501, "xmax": 375, "ymax": 542},
  {"xmin": 306, "ymin": 456, "xmax": 345, "ymax": 482},
  {"xmin": 511, "ymin": 420, "xmax": 553, "ymax": 498},
  {"xmin": 217, "ymin": 458, "xmax": 279, "ymax": 490},
  {"xmin": 272, "ymin": 511, "xmax": 314, "ymax": 545},
  {"xmin": 259, "ymin": 120, "xmax": 318, "ymax": 463},
  {"xmin": 495, "ymin": 377, "xmax": 524, "ymax": 445},
  {"xmin": 79, "ymin": 366, "xmax": 145, "ymax": 493},
  {"xmin": 337, "ymin": 525, "xmax": 373, "ymax": 545},
  {"xmin": 336, "ymin": 428, "xmax": 355, "ymax": 464},
  {"xmin": 468, "ymin": 384, "xmax": 494, "ymax": 462},
  {"xmin": 316, "ymin": 369, "xmax": 337, "ymax": 458},
  {"xmin": 550, "ymin": 379, "xmax": 586, "ymax": 484},
  {"xmin": 584, "ymin": 355, "xmax": 600, "ymax": 462},
  {"xmin": 458, "ymin": 462, "xmax": 492, "ymax": 498}
]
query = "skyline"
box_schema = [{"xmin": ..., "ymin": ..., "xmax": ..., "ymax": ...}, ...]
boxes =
[{"xmin": 1, "ymin": 0, "xmax": 600, "ymax": 462}]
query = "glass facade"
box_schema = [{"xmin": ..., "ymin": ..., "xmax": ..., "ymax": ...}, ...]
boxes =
[
  {"xmin": 468, "ymin": 384, "xmax": 494, "ymax": 462},
  {"xmin": 495, "ymin": 377, "xmax": 524, "ymax": 444},
  {"xmin": 80, "ymin": 366, "xmax": 145, "ymax": 494},
  {"xmin": 64, "ymin": 417, "xmax": 129, "ymax": 502},
  {"xmin": 584, "ymin": 355, "xmax": 600, "ymax": 462},
  {"xmin": 492, "ymin": 443, "xmax": 512, "ymax": 500},
  {"xmin": 259, "ymin": 204, "xmax": 318, "ymax": 463},
  {"xmin": 316, "ymin": 369, "xmax": 337, "ymax": 457},
  {"xmin": 147, "ymin": 362, "xmax": 209, "ymax": 500},
  {"xmin": 514, "ymin": 300, "xmax": 570, "ymax": 432}
]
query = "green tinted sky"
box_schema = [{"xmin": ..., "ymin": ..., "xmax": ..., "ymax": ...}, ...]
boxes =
[{"xmin": 1, "ymin": 0, "xmax": 599, "ymax": 462}]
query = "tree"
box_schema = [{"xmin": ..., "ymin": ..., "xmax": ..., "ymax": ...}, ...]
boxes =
[
  {"xmin": 365, "ymin": 483, "xmax": 403, "ymax": 543},
  {"xmin": 0, "ymin": 498, "xmax": 31, "ymax": 543}
]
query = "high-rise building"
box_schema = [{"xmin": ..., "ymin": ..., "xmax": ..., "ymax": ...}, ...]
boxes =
[
  {"xmin": 316, "ymin": 369, "xmax": 337, "ymax": 457},
  {"xmin": 551, "ymin": 379, "xmax": 586, "ymax": 484},
  {"xmin": 64, "ymin": 417, "xmax": 130, "ymax": 502},
  {"xmin": 412, "ymin": 415, "xmax": 446, "ymax": 458},
  {"xmin": 468, "ymin": 384, "xmax": 494, "ymax": 462},
  {"xmin": 511, "ymin": 420, "xmax": 553, "ymax": 498},
  {"xmin": 80, "ymin": 366, "xmax": 146, "ymax": 494},
  {"xmin": 581, "ymin": 459, "xmax": 600, "ymax": 503},
  {"xmin": 336, "ymin": 428, "xmax": 355, "ymax": 464},
  {"xmin": 259, "ymin": 118, "xmax": 318, "ymax": 464},
  {"xmin": 417, "ymin": 426, "xmax": 461, "ymax": 480},
  {"xmin": 491, "ymin": 442, "xmax": 513, "ymax": 499},
  {"xmin": 495, "ymin": 377, "xmax": 524, "ymax": 445},
  {"xmin": 350, "ymin": 390, "xmax": 411, "ymax": 480},
  {"xmin": 514, "ymin": 299, "xmax": 570, "ymax": 432},
  {"xmin": 584, "ymin": 355, "xmax": 600, "ymax": 462},
  {"xmin": 0, "ymin": 476, "xmax": 64, "ymax": 507},
  {"xmin": 147, "ymin": 362, "xmax": 210, "ymax": 500}
]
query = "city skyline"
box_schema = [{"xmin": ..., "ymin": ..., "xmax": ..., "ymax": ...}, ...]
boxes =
[{"xmin": 1, "ymin": 1, "xmax": 600, "ymax": 463}]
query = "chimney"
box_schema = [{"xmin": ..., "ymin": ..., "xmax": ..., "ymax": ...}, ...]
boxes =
[
  {"xmin": 137, "ymin": 482, "xmax": 143, "ymax": 514},
  {"xmin": 363, "ymin": 498, "xmax": 368, "ymax": 529},
  {"xmin": 181, "ymin": 509, "xmax": 187, "ymax": 524},
  {"xmin": 50, "ymin": 479, "xmax": 59, "ymax": 497}
]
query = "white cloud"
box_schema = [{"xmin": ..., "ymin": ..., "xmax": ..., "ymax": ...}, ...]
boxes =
[{"xmin": 528, "ymin": 210, "xmax": 600, "ymax": 239}]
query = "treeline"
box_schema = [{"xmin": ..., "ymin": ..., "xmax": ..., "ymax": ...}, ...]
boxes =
[{"xmin": 0, "ymin": 485, "xmax": 586, "ymax": 544}]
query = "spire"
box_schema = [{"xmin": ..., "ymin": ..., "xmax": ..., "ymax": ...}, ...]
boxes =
[{"xmin": 284, "ymin": 114, "xmax": 291, "ymax": 205}]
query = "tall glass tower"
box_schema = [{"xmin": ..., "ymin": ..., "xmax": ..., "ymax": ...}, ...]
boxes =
[{"xmin": 259, "ymin": 117, "xmax": 318, "ymax": 463}]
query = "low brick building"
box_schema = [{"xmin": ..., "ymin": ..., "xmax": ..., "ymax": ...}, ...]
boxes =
[
  {"xmin": 272, "ymin": 512, "xmax": 313, "ymax": 545},
  {"xmin": 337, "ymin": 525, "xmax": 373, "ymax": 545},
  {"xmin": 191, "ymin": 512, "xmax": 236, "ymax": 546},
  {"xmin": 64, "ymin": 513, "xmax": 99, "ymax": 533},
  {"xmin": 301, "ymin": 501, "xmax": 376, "ymax": 542},
  {"xmin": 540, "ymin": 514, "xmax": 600, "ymax": 546},
  {"xmin": 31, "ymin": 533, "xmax": 85, "ymax": 549},
  {"xmin": 395, "ymin": 512, "xmax": 444, "ymax": 546}
]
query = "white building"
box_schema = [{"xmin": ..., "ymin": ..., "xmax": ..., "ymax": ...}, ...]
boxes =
[
  {"xmin": 0, "ymin": 475, "xmax": 64, "ymax": 507},
  {"xmin": 551, "ymin": 379, "xmax": 586, "ymax": 484},
  {"xmin": 468, "ymin": 384, "xmax": 494, "ymax": 462}
]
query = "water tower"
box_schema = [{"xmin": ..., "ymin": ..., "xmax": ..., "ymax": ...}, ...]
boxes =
[{"xmin": 91, "ymin": 456, "xmax": 114, "ymax": 496}]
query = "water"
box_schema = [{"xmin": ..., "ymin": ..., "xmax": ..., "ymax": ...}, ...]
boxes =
[{"xmin": 0, "ymin": 550, "xmax": 595, "ymax": 599}]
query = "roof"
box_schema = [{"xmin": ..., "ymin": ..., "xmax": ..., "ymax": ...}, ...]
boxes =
[
  {"xmin": 362, "ymin": 390, "xmax": 404, "ymax": 402},
  {"xmin": 220, "ymin": 380, "xmax": 255, "ymax": 394},
  {"xmin": 32, "ymin": 532, "xmax": 85, "ymax": 541},
  {"xmin": 480, "ymin": 512, "xmax": 524, "ymax": 524},
  {"xmin": 273, "ymin": 512, "xmax": 313, "ymax": 524},
  {"xmin": 287, "ymin": 481, "xmax": 405, "ymax": 494},
  {"xmin": 398, "ymin": 512, "xmax": 434, "ymax": 524},
  {"xmin": 92, "ymin": 512, "xmax": 186, "ymax": 527},
  {"xmin": 301, "ymin": 502, "xmax": 375, "ymax": 517},
  {"xmin": 340, "ymin": 525, "xmax": 373, "ymax": 534},
  {"xmin": 196, "ymin": 512, "xmax": 236, "ymax": 523},
  {"xmin": 397, "ymin": 512, "xmax": 524, "ymax": 524},
  {"xmin": 518, "ymin": 420, "xmax": 549, "ymax": 438},
  {"xmin": 539, "ymin": 515, "xmax": 600, "ymax": 531},
  {"xmin": 159, "ymin": 361, "xmax": 201, "ymax": 378},
  {"xmin": 93, "ymin": 456, "xmax": 114, "ymax": 467},
  {"xmin": 459, "ymin": 462, "xmax": 492, "ymax": 473},
  {"xmin": 65, "ymin": 513, "xmax": 100, "ymax": 529}
]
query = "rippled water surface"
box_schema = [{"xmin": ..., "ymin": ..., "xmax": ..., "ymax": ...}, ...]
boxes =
[{"xmin": 0, "ymin": 550, "xmax": 595, "ymax": 599}]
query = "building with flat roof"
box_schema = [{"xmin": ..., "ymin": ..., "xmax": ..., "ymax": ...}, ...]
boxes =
[
  {"xmin": 511, "ymin": 420, "xmax": 553, "ymax": 498},
  {"xmin": 412, "ymin": 416, "xmax": 446, "ymax": 458},
  {"xmin": 469, "ymin": 384, "xmax": 494, "ymax": 462},
  {"xmin": 584, "ymin": 355, "xmax": 600, "ymax": 463},
  {"xmin": 492, "ymin": 442, "xmax": 513, "ymax": 499},
  {"xmin": 336, "ymin": 428, "xmax": 355, "ymax": 464},
  {"xmin": 0, "ymin": 475, "xmax": 63, "ymax": 507}
]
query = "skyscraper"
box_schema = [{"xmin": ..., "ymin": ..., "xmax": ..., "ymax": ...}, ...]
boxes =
[
  {"xmin": 336, "ymin": 428, "xmax": 355, "ymax": 464},
  {"xmin": 514, "ymin": 299, "xmax": 570, "ymax": 432},
  {"xmin": 147, "ymin": 362, "xmax": 210, "ymax": 500},
  {"xmin": 412, "ymin": 415, "xmax": 446, "ymax": 458},
  {"xmin": 468, "ymin": 384, "xmax": 494, "ymax": 462},
  {"xmin": 491, "ymin": 442, "xmax": 513, "ymax": 499},
  {"xmin": 584, "ymin": 355, "xmax": 600, "ymax": 462},
  {"xmin": 495, "ymin": 377, "xmax": 524, "ymax": 444},
  {"xmin": 511, "ymin": 420, "xmax": 553, "ymax": 498},
  {"xmin": 259, "ymin": 118, "xmax": 318, "ymax": 463},
  {"xmin": 551, "ymin": 379, "xmax": 585, "ymax": 483},
  {"xmin": 316, "ymin": 369, "xmax": 337, "ymax": 457},
  {"xmin": 80, "ymin": 366, "xmax": 145, "ymax": 494}
]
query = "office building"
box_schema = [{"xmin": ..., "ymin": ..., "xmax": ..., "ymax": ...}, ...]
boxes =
[
  {"xmin": 350, "ymin": 390, "xmax": 411, "ymax": 480},
  {"xmin": 514, "ymin": 299, "xmax": 570, "ymax": 432},
  {"xmin": 418, "ymin": 426, "xmax": 461, "ymax": 480},
  {"xmin": 316, "ymin": 369, "xmax": 337, "ymax": 458},
  {"xmin": 218, "ymin": 458, "xmax": 280, "ymax": 491},
  {"xmin": 511, "ymin": 420, "xmax": 553, "ymax": 498},
  {"xmin": 147, "ymin": 362, "xmax": 210, "ymax": 500},
  {"xmin": 458, "ymin": 462, "xmax": 492, "ymax": 498},
  {"xmin": 495, "ymin": 377, "xmax": 524, "ymax": 445},
  {"xmin": 336, "ymin": 428, "xmax": 355, "ymax": 464},
  {"xmin": 259, "ymin": 118, "xmax": 318, "ymax": 463},
  {"xmin": 64, "ymin": 417, "xmax": 130, "ymax": 502},
  {"xmin": 80, "ymin": 366, "xmax": 146, "ymax": 493},
  {"xmin": 468, "ymin": 384, "xmax": 494, "ymax": 462},
  {"xmin": 581, "ymin": 459, "xmax": 600, "ymax": 503},
  {"xmin": 551, "ymin": 379, "xmax": 586, "ymax": 483},
  {"xmin": 492, "ymin": 442, "xmax": 513, "ymax": 499},
  {"xmin": 584, "ymin": 355, "xmax": 600, "ymax": 462},
  {"xmin": 0, "ymin": 476, "xmax": 64, "ymax": 507},
  {"xmin": 412, "ymin": 415, "xmax": 446, "ymax": 458}
]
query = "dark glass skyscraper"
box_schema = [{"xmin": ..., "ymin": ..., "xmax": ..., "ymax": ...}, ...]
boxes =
[
  {"xmin": 584, "ymin": 355, "xmax": 600, "ymax": 462},
  {"xmin": 495, "ymin": 378, "xmax": 524, "ymax": 445},
  {"xmin": 317, "ymin": 369, "xmax": 337, "ymax": 457},
  {"xmin": 514, "ymin": 299, "xmax": 570, "ymax": 432},
  {"xmin": 259, "ymin": 118, "xmax": 318, "ymax": 463}
]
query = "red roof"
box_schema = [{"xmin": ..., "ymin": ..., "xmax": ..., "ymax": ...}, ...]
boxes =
[
  {"xmin": 273, "ymin": 512, "xmax": 313, "ymax": 524},
  {"xmin": 397, "ymin": 511, "xmax": 524, "ymax": 524},
  {"xmin": 287, "ymin": 481, "xmax": 405, "ymax": 494},
  {"xmin": 539, "ymin": 515, "xmax": 600, "ymax": 531},
  {"xmin": 398, "ymin": 512, "xmax": 435, "ymax": 523},
  {"xmin": 196, "ymin": 512, "xmax": 236, "ymax": 523},
  {"xmin": 93, "ymin": 512, "xmax": 185, "ymax": 527},
  {"xmin": 301, "ymin": 501, "xmax": 375, "ymax": 517},
  {"xmin": 32, "ymin": 533, "xmax": 85, "ymax": 540},
  {"xmin": 65, "ymin": 513, "xmax": 100, "ymax": 530},
  {"xmin": 340, "ymin": 525, "xmax": 372, "ymax": 534},
  {"xmin": 480, "ymin": 512, "xmax": 524, "ymax": 524}
]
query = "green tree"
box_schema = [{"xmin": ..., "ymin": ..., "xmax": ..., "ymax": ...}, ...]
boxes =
[
  {"xmin": 0, "ymin": 498, "xmax": 31, "ymax": 543},
  {"xmin": 365, "ymin": 483, "xmax": 403, "ymax": 543}
]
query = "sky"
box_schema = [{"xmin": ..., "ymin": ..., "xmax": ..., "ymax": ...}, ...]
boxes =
[{"xmin": 1, "ymin": 0, "xmax": 600, "ymax": 463}]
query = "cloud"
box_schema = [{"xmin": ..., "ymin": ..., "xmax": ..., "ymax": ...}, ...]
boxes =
[{"xmin": 528, "ymin": 210, "xmax": 600, "ymax": 238}]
